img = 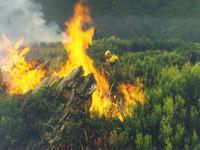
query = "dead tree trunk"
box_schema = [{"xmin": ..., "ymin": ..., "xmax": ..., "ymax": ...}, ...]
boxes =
[{"xmin": 36, "ymin": 66, "xmax": 96, "ymax": 149}]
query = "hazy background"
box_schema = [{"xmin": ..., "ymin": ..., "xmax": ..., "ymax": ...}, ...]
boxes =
[
  {"xmin": 1, "ymin": 0, "xmax": 200, "ymax": 42},
  {"xmin": 0, "ymin": 0, "xmax": 61, "ymax": 43},
  {"xmin": 35, "ymin": 0, "xmax": 200, "ymax": 41}
]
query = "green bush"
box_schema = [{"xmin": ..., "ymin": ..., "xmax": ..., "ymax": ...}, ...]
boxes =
[{"xmin": 0, "ymin": 38, "xmax": 200, "ymax": 149}]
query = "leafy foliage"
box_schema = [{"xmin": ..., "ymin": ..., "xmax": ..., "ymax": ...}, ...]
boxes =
[{"xmin": 0, "ymin": 38, "xmax": 200, "ymax": 149}]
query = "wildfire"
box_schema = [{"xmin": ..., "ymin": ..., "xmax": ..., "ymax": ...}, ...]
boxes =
[
  {"xmin": 118, "ymin": 81, "xmax": 145, "ymax": 116},
  {"xmin": 58, "ymin": 1, "xmax": 145, "ymax": 121},
  {"xmin": 0, "ymin": 35, "xmax": 45, "ymax": 94},
  {"xmin": 0, "ymin": 1, "xmax": 144, "ymax": 120}
]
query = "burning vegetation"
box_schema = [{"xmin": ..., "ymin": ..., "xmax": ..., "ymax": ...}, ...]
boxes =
[
  {"xmin": 0, "ymin": 35, "xmax": 45, "ymax": 94},
  {"xmin": 0, "ymin": 1, "xmax": 144, "ymax": 122},
  {"xmin": 57, "ymin": 1, "xmax": 145, "ymax": 121},
  {"xmin": 1, "ymin": 1, "xmax": 200, "ymax": 149}
]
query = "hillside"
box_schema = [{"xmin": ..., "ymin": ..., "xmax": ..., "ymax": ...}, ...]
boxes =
[{"xmin": 36, "ymin": 0, "xmax": 200, "ymax": 40}]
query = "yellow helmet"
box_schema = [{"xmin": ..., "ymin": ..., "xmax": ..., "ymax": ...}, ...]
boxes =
[{"xmin": 105, "ymin": 50, "xmax": 111, "ymax": 57}]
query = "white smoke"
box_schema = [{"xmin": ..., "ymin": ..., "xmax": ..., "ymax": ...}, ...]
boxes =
[{"xmin": 0, "ymin": 0, "xmax": 61, "ymax": 43}]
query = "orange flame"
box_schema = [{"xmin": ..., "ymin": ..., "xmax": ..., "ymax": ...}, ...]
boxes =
[
  {"xmin": 58, "ymin": 1, "xmax": 145, "ymax": 121},
  {"xmin": 118, "ymin": 80, "xmax": 145, "ymax": 116},
  {"xmin": 0, "ymin": 35, "xmax": 45, "ymax": 94}
]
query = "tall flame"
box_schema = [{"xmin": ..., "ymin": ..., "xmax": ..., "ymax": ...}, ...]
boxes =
[
  {"xmin": 0, "ymin": 35, "xmax": 45, "ymax": 94},
  {"xmin": 58, "ymin": 1, "xmax": 145, "ymax": 121}
]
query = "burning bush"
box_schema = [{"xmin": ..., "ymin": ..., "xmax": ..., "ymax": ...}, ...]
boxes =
[{"xmin": 0, "ymin": 35, "xmax": 46, "ymax": 95}]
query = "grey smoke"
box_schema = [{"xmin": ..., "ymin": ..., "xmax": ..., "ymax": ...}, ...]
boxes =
[{"xmin": 0, "ymin": 0, "xmax": 61, "ymax": 43}]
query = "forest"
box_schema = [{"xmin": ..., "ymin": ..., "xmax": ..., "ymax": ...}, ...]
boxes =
[{"xmin": 36, "ymin": 0, "xmax": 200, "ymax": 40}]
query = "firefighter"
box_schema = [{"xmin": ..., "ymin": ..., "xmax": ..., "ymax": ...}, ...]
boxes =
[
  {"xmin": 104, "ymin": 50, "xmax": 121, "ymax": 105},
  {"xmin": 103, "ymin": 50, "xmax": 119, "ymax": 79},
  {"xmin": 104, "ymin": 50, "xmax": 119, "ymax": 65}
]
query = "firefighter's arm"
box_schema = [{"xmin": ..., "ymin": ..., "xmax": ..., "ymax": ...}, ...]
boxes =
[{"xmin": 109, "ymin": 55, "xmax": 119, "ymax": 63}]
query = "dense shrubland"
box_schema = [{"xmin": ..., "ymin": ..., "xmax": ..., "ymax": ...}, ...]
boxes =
[{"xmin": 0, "ymin": 38, "xmax": 200, "ymax": 149}]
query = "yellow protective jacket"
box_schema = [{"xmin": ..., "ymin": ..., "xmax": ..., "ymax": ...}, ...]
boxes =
[{"xmin": 106, "ymin": 54, "xmax": 119, "ymax": 63}]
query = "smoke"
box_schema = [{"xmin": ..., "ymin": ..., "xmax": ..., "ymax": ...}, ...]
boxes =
[{"xmin": 0, "ymin": 0, "xmax": 61, "ymax": 43}]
